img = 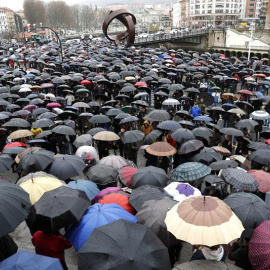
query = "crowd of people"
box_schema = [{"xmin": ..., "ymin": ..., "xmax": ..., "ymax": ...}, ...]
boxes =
[{"xmin": 0, "ymin": 37, "xmax": 270, "ymax": 270}]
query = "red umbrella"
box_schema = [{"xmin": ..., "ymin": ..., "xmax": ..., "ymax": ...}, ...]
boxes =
[
  {"xmin": 80, "ymin": 80, "xmax": 91, "ymax": 85},
  {"xmin": 46, "ymin": 102, "xmax": 62, "ymax": 108},
  {"xmin": 265, "ymin": 139, "xmax": 270, "ymax": 144},
  {"xmin": 135, "ymin": 82, "xmax": 147, "ymax": 87},
  {"xmin": 4, "ymin": 142, "xmax": 27, "ymax": 149},
  {"xmin": 118, "ymin": 166, "xmax": 138, "ymax": 188},
  {"xmin": 249, "ymin": 220, "xmax": 270, "ymax": 270},
  {"xmin": 41, "ymin": 83, "xmax": 54, "ymax": 88},
  {"xmin": 248, "ymin": 170, "xmax": 270, "ymax": 193},
  {"xmin": 253, "ymin": 74, "xmax": 266, "ymax": 78},
  {"xmin": 96, "ymin": 191, "xmax": 134, "ymax": 214},
  {"xmin": 238, "ymin": 89, "xmax": 253, "ymax": 96}
]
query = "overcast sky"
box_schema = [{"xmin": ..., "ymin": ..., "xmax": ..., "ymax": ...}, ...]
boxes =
[{"xmin": 0, "ymin": 0, "xmax": 84, "ymax": 11}]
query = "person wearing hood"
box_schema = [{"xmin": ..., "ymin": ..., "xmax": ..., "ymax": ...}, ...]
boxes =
[{"xmin": 141, "ymin": 120, "xmax": 154, "ymax": 137}]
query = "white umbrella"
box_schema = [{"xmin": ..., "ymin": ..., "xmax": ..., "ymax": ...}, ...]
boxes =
[
  {"xmin": 75, "ymin": 146, "xmax": 99, "ymax": 161},
  {"xmin": 250, "ymin": 110, "xmax": 270, "ymax": 120},
  {"xmin": 162, "ymin": 98, "xmax": 180, "ymax": 106}
]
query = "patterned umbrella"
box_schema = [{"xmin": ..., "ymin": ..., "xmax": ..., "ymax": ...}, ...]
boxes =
[
  {"xmin": 248, "ymin": 170, "xmax": 270, "ymax": 193},
  {"xmin": 164, "ymin": 182, "xmax": 201, "ymax": 202},
  {"xmin": 249, "ymin": 220, "xmax": 270, "ymax": 270},
  {"xmin": 171, "ymin": 162, "xmax": 211, "ymax": 182},
  {"xmin": 165, "ymin": 196, "xmax": 244, "ymax": 246},
  {"xmin": 222, "ymin": 168, "xmax": 259, "ymax": 191}
]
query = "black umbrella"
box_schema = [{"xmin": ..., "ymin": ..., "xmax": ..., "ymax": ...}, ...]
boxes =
[
  {"xmin": 35, "ymin": 130, "xmax": 53, "ymax": 139},
  {"xmin": 58, "ymin": 111, "xmax": 78, "ymax": 120},
  {"xmin": 0, "ymin": 154, "xmax": 14, "ymax": 173},
  {"xmin": 198, "ymin": 92, "xmax": 214, "ymax": 106},
  {"xmin": 87, "ymin": 127, "xmax": 106, "ymax": 136},
  {"xmin": 191, "ymin": 147, "xmax": 223, "ymax": 165},
  {"xmin": 157, "ymin": 120, "xmax": 182, "ymax": 131},
  {"xmin": 192, "ymin": 127, "xmax": 213, "ymax": 139},
  {"xmin": 32, "ymin": 119, "xmax": 54, "ymax": 129},
  {"xmin": 3, "ymin": 147, "xmax": 25, "ymax": 155},
  {"xmin": 3, "ymin": 118, "xmax": 31, "ymax": 128},
  {"xmin": 131, "ymin": 166, "xmax": 169, "ymax": 189},
  {"xmin": 220, "ymin": 128, "xmax": 244, "ymax": 137},
  {"xmin": 224, "ymin": 193, "xmax": 270, "ymax": 234},
  {"xmin": 77, "ymin": 219, "xmax": 171, "ymax": 270},
  {"xmin": 115, "ymin": 113, "xmax": 131, "ymax": 120},
  {"xmin": 122, "ymin": 130, "xmax": 144, "ymax": 144},
  {"xmin": 52, "ymin": 125, "xmax": 76, "ymax": 136},
  {"xmin": 129, "ymin": 185, "xmax": 171, "ymax": 211},
  {"xmin": 17, "ymin": 150, "xmax": 54, "ymax": 174},
  {"xmin": 89, "ymin": 115, "xmax": 111, "ymax": 124},
  {"xmin": 176, "ymin": 111, "xmax": 193, "ymax": 121},
  {"xmin": 120, "ymin": 85, "xmax": 136, "ymax": 93},
  {"xmin": 136, "ymin": 197, "xmax": 180, "ymax": 247},
  {"xmin": 203, "ymin": 175, "xmax": 225, "ymax": 184},
  {"xmin": 249, "ymin": 149, "xmax": 270, "ymax": 164},
  {"xmin": 143, "ymin": 129, "xmax": 163, "ymax": 145},
  {"xmin": 29, "ymin": 186, "xmax": 90, "ymax": 232},
  {"xmin": 119, "ymin": 116, "xmax": 139, "ymax": 125},
  {"xmin": 179, "ymin": 139, "xmax": 204, "ymax": 155},
  {"xmin": 210, "ymin": 160, "xmax": 238, "ymax": 171},
  {"xmin": 85, "ymin": 164, "xmax": 118, "ymax": 186},
  {"xmin": 38, "ymin": 112, "xmax": 57, "ymax": 119},
  {"xmin": 185, "ymin": 87, "xmax": 200, "ymax": 93},
  {"xmin": 248, "ymin": 142, "xmax": 270, "ymax": 151},
  {"xmin": 0, "ymin": 181, "xmax": 31, "ymax": 238},
  {"xmin": 171, "ymin": 128, "xmax": 195, "ymax": 144},
  {"xmin": 235, "ymin": 119, "xmax": 258, "ymax": 130},
  {"xmin": 145, "ymin": 110, "xmax": 171, "ymax": 121},
  {"xmin": 48, "ymin": 155, "xmax": 86, "ymax": 180},
  {"xmin": 106, "ymin": 108, "xmax": 123, "ymax": 117},
  {"xmin": 32, "ymin": 108, "xmax": 50, "ymax": 116}
]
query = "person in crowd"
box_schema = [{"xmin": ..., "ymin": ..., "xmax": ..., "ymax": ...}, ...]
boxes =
[
  {"xmin": 141, "ymin": 120, "xmax": 154, "ymax": 137},
  {"xmin": 190, "ymin": 245, "xmax": 226, "ymax": 262},
  {"xmin": 190, "ymin": 103, "xmax": 201, "ymax": 118}
]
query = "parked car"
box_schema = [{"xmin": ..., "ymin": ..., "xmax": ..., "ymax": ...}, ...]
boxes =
[{"xmin": 138, "ymin": 33, "xmax": 149, "ymax": 38}]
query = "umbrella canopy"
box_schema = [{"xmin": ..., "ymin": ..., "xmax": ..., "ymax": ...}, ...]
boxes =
[
  {"xmin": 173, "ymin": 260, "xmax": 243, "ymax": 270},
  {"xmin": 7, "ymin": 130, "xmax": 33, "ymax": 140},
  {"xmin": 89, "ymin": 115, "xmax": 111, "ymax": 124},
  {"xmin": 0, "ymin": 251, "xmax": 63, "ymax": 270},
  {"xmin": 0, "ymin": 154, "xmax": 14, "ymax": 173},
  {"xmin": 122, "ymin": 130, "xmax": 144, "ymax": 144},
  {"xmin": 210, "ymin": 160, "xmax": 238, "ymax": 171},
  {"xmin": 131, "ymin": 166, "xmax": 168, "ymax": 188},
  {"xmin": 249, "ymin": 220, "xmax": 270, "ymax": 270},
  {"xmin": 0, "ymin": 181, "xmax": 31, "ymax": 238},
  {"xmin": 211, "ymin": 146, "xmax": 232, "ymax": 157},
  {"xmin": 143, "ymin": 129, "xmax": 163, "ymax": 145},
  {"xmin": 164, "ymin": 182, "xmax": 201, "ymax": 202},
  {"xmin": 93, "ymin": 131, "xmax": 120, "ymax": 141},
  {"xmin": 224, "ymin": 193, "xmax": 270, "ymax": 234},
  {"xmin": 85, "ymin": 164, "xmax": 118, "ymax": 186},
  {"xmin": 129, "ymin": 185, "xmax": 172, "ymax": 212},
  {"xmin": 75, "ymin": 146, "xmax": 98, "ymax": 160},
  {"xmin": 145, "ymin": 110, "xmax": 171, "ymax": 121},
  {"xmin": 32, "ymin": 119, "xmax": 54, "ymax": 129},
  {"xmin": 73, "ymin": 134, "xmax": 93, "ymax": 148},
  {"xmin": 68, "ymin": 180, "xmax": 100, "ymax": 201},
  {"xmin": 136, "ymin": 197, "xmax": 180, "ymax": 247},
  {"xmin": 220, "ymin": 128, "xmax": 244, "ymax": 137},
  {"xmin": 52, "ymin": 125, "xmax": 76, "ymax": 136},
  {"xmin": 17, "ymin": 172, "xmax": 64, "ymax": 204},
  {"xmin": 171, "ymin": 162, "xmax": 211, "ymax": 182},
  {"xmin": 118, "ymin": 166, "xmax": 138, "ymax": 188},
  {"xmin": 190, "ymin": 147, "xmax": 223, "ymax": 165},
  {"xmin": 222, "ymin": 168, "xmax": 259, "ymax": 191},
  {"xmin": 3, "ymin": 119, "xmax": 31, "ymax": 129},
  {"xmin": 248, "ymin": 170, "xmax": 270, "ymax": 193},
  {"xmin": 157, "ymin": 120, "xmax": 182, "ymax": 131},
  {"xmin": 99, "ymin": 155, "xmax": 128, "ymax": 170},
  {"xmin": 171, "ymin": 128, "xmax": 195, "ymax": 144},
  {"xmin": 48, "ymin": 155, "xmax": 85, "ymax": 181},
  {"xmin": 17, "ymin": 150, "xmax": 54, "ymax": 174},
  {"xmin": 29, "ymin": 186, "xmax": 90, "ymax": 232},
  {"xmin": 235, "ymin": 119, "xmax": 258, "ymax": 130},
  {"xmin": 66, "ymin": 203, "xmax": 137, "ymax": 251},
  {"xmin": 77, "ymin": 219, "xmax": 171, "ymax": 270},
  {"xmin": 179, "ymin": 139, "xmax": 204, "ymax": 155},
  {"xmin": 230, "ymin": 155, "xmax": 251, "ymax": 171},
  {"xmin": 87, "ymin": 127, "xmax": 105, "ymax": 136},
  {"xmin": 250, "ymin": 110, "xmax": 270, "ymax": 120},
  {"xmin": 165, "ymin": 196, "xmax": 244, "ymax": 246},
  {"xmin": 249, "ymin": 149, "xmax": 270, "ymax": 165},
  {"xmin": 146, "ymin": 142, "xmax": 177, "ymax": 156}
]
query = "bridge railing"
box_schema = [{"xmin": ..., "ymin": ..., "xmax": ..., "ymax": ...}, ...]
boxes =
[{"xmin": 134, "ymin": 29, "xmax": 209, "ymax": 44}]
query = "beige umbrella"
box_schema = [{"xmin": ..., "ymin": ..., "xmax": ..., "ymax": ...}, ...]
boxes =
[
  {"xmin": 93, "ymin": 131, "xmax": 120, "ymax": 141},
  {"xmin": 211, "ymin": 146, "xmax": 231, "ymax": 157},
  {"xmin": 228, "ymin": 108, "xmax": 246, "ymax": 115},
  {"xmin": 146, "ymin": 142, "xmax": 177, "ymax": 157},
  {"xmin": 8, "ymin": 130, "xmax": 33, "ymax": 140},
  {"xmin": 165, "ymin": 196, "xmax": 244, "ymax": 246}
]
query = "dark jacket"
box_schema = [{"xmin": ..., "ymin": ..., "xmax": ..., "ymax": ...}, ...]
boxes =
[{"xmin": 229, "ymin": 242, "xmax": 252, "ymax": 270}]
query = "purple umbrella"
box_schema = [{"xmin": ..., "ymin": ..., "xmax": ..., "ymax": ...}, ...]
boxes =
[
  {"xmin": 23, "ymin": 105, "xmax": 38, "ymax": 111},
  {"xmin": 176, "ymin": 183, "xmax": 195, "ymax": 196},
  {"xmin": 46, "ymin": 102, "xmax": 62, "ymax": 108}
]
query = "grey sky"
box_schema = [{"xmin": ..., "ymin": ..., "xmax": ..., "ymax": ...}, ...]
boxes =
[{"xmin": 0, "ymin": 0, "xmax": 85, "ymax": 11}]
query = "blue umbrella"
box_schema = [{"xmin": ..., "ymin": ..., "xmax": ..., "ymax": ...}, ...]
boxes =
[
  {"xmin": 26, "ymin": 139, "xmax": 48, "ymax": 145},
  {"xmin": 0, "ymin": 250, "xmax": 63, "ymax": 270},
  {"xmin": 25, "ymin": 73, "xmax": 35, "ymax": 78},
  {"xmin": 65, "ymin": 203, "xmax": 137, "ymax": 251},
  {"xmin": 222, "ymin": 103, "xmax": 237, "ymax": 110},
  {"xmin": 193, "ymin": 116, "xmax": 213, "ymax": 122},
  {"xmin": 68, "ymin": 179, "xmax": 100, "ymax": 201}
]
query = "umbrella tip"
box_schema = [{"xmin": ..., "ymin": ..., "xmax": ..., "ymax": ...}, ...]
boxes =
[{"xmin": 129, "ymin": 258, "xmax": 134, "ymax": 262}]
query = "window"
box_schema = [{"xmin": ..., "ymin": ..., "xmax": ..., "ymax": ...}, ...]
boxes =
[
  {"xmin": 249, "ymin": 9, "xmax": 254, "ymax": 12},
  {"xmin": 250, "ymin": 3, "xmax": 254, "ymax": 6}
]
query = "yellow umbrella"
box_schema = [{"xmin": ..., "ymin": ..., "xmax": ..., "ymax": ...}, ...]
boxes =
[
  {"xmin": 17, "ymin": 172, "xmax": 65, "ymax": 204},
  {"xmin": 8, "ymin": 130, "xmax": 33, "ymax": 140},
  {"xmin": 165, "ymin": 196, "xmax": 244, "ymax": 246}
]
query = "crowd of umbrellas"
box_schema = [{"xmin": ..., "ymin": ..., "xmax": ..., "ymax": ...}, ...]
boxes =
[{"xmin": 0, "ymin": 37, "xmax": 270, "ymax": 270}]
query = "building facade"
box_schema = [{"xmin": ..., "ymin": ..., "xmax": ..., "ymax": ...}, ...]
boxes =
[
  {"xmin": 239, "ymin": 0, "xmax": 262, "ymax": 20},
  {"xmin": 0, "ymin": 9, "xmax": 8, "ymax": 32}
]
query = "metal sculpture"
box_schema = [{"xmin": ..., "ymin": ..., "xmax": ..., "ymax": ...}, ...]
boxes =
[{"xmin": 102, "ymin": 9, "xmax": 136, "ymax": 47}]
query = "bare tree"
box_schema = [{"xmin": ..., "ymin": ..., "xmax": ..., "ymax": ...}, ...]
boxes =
[{"xmin": 23, "ymin": 0, "xmax": 46, "ymax": 25}]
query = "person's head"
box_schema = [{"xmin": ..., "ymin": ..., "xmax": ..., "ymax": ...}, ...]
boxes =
[
  {"xmin": 143, "ymin": 120, "xmax": 150, "ymax": 127},
  {"xmin": 194, "ymin": 103, "xmax": 198, "ymax": 107},
  {"xmin": 207, "ymin": 245, "xmax": 221, "ymax": 251},
  {"xmin": 120, "ymin": 128, "xmax": 125, "ymax": 133},
  {"xmin": 242, "ymin": 127, "xmax": 248, "ymax": 135},
  {"xmin": 225, "ymin": 134, "xmax": 231, "ymax": 141}
]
